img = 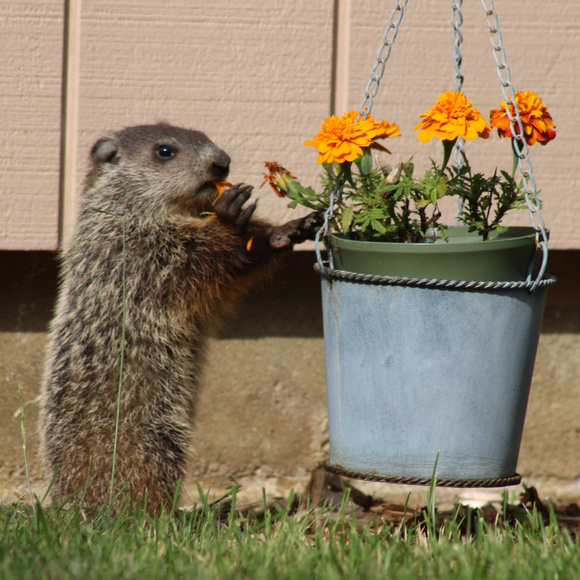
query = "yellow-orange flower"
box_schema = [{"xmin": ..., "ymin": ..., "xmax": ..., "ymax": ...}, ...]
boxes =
[
  {"xmin": 305, "ymin": 111, "xmax": 400, "ymax": 164},
  {"xmin": 415, "ymin": 91, "xmax": 491, "ymax": 143},
  {"xmin": 490, "ymin": 91, "xmax": 556, "ymax": 146}
]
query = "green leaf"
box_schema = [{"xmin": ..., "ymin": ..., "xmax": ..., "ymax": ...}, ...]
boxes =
[
  {"xmin": 287, "ymin": 181, "xmax": 304, "ymax": 196},
  {"xmin": 341, "ymin": 205, "xmax": 354, "ymax": 233},
  {"xmin": 437, "ymin": 176, "xmax": 447, "ymax": 198},
  {"xmin": 359, "ymin": 149, "xmax": 373, "ymax": 176},
  {"xmin": 370, "ymin": 219, "xmax": 387, "ymax": 234}
]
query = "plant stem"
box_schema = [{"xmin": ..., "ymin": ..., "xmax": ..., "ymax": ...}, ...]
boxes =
[
  {"xmin": 18, "ymin": 385, "xmax": 35, "ymax": 510},
  {"xmin": 110, "ymin": 216, "xmax": 127, "ymax": 504}
]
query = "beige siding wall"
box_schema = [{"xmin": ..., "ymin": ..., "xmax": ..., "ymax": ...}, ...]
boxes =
[
  {"xmin": 66, "ymin": 0, "xmax": 335, "ymax": 241},
  {"xmin": 0, "ymin": 1, "xmax": 64, "ymax": 250},
  {"xmin": 1, "ymin": 0, "xmax": 578, "ymax": 249}
]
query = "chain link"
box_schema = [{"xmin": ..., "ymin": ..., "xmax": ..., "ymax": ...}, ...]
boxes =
[
  {"xmin": 357, "ymin": 0, "xmax": 409, "ymax": 120},
  {"xmin": 315, "ymin": 179, "xmax": 344, "ymax": 273},
  {"xmin": 480, "ymin": 0, "xmax": 549, "ymax": 289},
  {"xmin": 451, "ymin": 0, "xmax": 466, "ymax": 219},
  {"xmin": 451, "ymin": 0, "xmax": 464, "ymax": 93}
]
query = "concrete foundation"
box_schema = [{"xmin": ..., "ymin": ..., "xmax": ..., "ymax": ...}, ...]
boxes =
[{"xmin": 0, "ymin": 250, "xmax": 578, "ymax": 506}]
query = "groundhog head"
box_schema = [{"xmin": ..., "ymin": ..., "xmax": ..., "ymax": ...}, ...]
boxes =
[{"xmin": 86, "ymin": 123, "xmax": 231, "ymax": 216}]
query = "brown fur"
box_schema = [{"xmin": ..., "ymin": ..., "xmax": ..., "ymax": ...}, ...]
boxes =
[{"xmin": 40, "ymin": 123, "xmax": 321, "ymax": 512}]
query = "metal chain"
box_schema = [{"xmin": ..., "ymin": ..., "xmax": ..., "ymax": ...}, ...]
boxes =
[
  {"xmin": 316, "ymin": 0, "xmax": 409, "ymax": 274},
  {"xmin": 315, "ymin": 179, "xmax": 343, "ymax": 273},
  {"xmin": 451, "ymin": 0, "xmax": 464, "ymax": 93},
  {"xmin": 480, "ymin": 0, "xmax": 549, "ymax": 290},
  {"xmin": 451, "ymin": 0, "xmax": 466, "ymax": 220},
  {"xmin": 357, "ymin": 0, "xmax": 409, "ymax": 120}
]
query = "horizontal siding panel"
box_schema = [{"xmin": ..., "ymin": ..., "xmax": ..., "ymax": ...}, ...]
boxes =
[
  {"xmin": 2, "ymin": 0, "xmax": 578, "ymax": 249},
  {"xmin": 0, "ymin": 2, "xmax": 63, "ymax": 250}
]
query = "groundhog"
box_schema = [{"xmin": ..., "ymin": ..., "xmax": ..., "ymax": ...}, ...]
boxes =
[{"xmin": 40, "ymin": 123, "xmax": 321, "ymax": 513}]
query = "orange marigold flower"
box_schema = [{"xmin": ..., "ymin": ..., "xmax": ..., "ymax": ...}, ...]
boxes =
[
  {"xmin": 261, "ymin": 161, "xmax": 296, "ymax": 197},
  {"xmin": 305, "ymin": 111, "xmax": 400, "ymax": 164},
  {"xmin": 489, "ymin": 91, "xmax": 556, "ymax": 146},
  {"xmin": 415, "ymin": 91, "xmax": 491, "ymax": 143}
]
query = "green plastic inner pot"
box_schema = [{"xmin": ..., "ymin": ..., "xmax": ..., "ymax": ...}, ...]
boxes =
[{"xmin": 327, "ymin": 226, "xmax": 539, "ymax": 282}]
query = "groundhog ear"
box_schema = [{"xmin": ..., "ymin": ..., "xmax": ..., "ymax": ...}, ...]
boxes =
[{"xmin": 91, "ymin": 137, "xmax": 120, "ymax": 165}]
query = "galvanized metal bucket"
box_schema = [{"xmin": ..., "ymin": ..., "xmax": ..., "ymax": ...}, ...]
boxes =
[{"xmin": 319, "ymin": 267, "xmax": 556, "ymax": 487}]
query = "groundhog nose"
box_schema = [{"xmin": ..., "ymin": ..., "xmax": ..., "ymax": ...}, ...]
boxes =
[{"xmin": 211, "ymin": 152, "xmax": 230, "ymax": 181}]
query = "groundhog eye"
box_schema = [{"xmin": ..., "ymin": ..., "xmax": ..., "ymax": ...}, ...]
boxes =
[{"xmin": 156, "ymin": 145, "xmax": 176, "ymax": 160}]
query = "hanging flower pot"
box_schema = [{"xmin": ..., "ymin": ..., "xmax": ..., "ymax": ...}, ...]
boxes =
[{"xmin": 262, "ymin": 3, "xmax": 557, "ymax": 486}]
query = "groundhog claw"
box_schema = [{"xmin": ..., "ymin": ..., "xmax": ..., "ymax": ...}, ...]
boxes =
[
  {"xmin": 213, "ymin": 184, "xmax": 254, "ymax": 227},
  {"xmin": 236, "ymin": 203, "xmax": 257, "ymax": 229}
]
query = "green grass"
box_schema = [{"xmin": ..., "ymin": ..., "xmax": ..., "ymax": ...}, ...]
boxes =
[{"xmin": 0, "ymin": 487, "xmax": 578, "ymax": 580}]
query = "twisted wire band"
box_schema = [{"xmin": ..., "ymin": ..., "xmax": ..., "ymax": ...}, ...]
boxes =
[
  {"xmin": 314, "ymin": 262, "xmax": 556, "ymax": 292},
  {"xmin": 325, "ymin": 464, "xmax": 522, "ymax": 488}
]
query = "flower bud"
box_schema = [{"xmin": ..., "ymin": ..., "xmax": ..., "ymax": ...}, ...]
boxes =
[{"xmin": 262, "ymin": 161, "xmax": 297, "ymax": 197}]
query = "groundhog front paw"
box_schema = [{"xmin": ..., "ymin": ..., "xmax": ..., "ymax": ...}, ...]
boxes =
[
  {"xmin": 269, "ymin": 211, "xmax": 324, "ymax": 250},
  {"xmin": 213, "ymin": 184, "xmax": 257, "ymax": 230}
]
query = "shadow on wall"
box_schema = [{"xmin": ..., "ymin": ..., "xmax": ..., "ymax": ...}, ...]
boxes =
[
  {"xmin": 0, "ymin": 250, "xmax": 578, "ymax": 337},
  {"xmin": 0, "ymin": 252, "xmax": 59, "ymax": 333},
  {"xmin": 0, "ymin": 251, "xmax": 325, "ymax": 338}
]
